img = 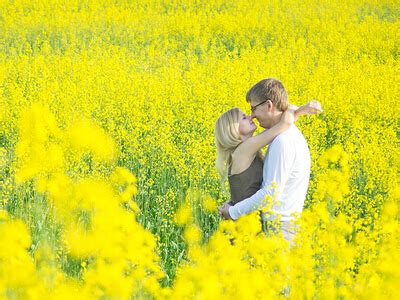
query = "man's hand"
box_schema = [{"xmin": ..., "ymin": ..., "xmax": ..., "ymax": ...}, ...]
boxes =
[{"xmin": 219, "ymin": 202, "xmax": 233, "ymax": 220}]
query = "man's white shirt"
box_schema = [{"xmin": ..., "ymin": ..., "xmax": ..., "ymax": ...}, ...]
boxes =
[{"xmin": 228, "ymin": 124, "xmax": 311, "ymax": 221}]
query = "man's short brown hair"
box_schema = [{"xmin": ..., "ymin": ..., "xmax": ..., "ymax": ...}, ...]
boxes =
[{"xmin": 246, "ymin": 78, "xmax": 288, "ymax": 111}]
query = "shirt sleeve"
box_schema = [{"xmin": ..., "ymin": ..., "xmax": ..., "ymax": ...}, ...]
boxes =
[{"xmin": 228, "ymin": 135, "xmax": 295, "ymax": 220}]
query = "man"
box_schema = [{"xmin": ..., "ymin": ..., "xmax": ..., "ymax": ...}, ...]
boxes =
[{"xmin": 220, "ymin": 78, "xmax": 313, "ymax": 242}]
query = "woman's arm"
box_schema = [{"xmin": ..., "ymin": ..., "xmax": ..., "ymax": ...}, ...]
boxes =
[
  {"xmin": 235, "ymin": 110, "xmax": 294, "ymax": 158},
  {"xmin": 293, "ymin": 100, "xmax": 323, "ymax": 121},
  {"xmin": 235, "ymin": 100, "xmax": 322, "ymax": 158}
]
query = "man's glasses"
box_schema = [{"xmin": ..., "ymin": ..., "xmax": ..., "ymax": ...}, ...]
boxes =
[{"xmin": 250, "ymin": 100, "xmax": 268, "ymax": 113}]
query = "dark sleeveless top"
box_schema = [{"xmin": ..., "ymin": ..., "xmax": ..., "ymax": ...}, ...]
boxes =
[{"xmin": 228, "ymin": 155, "xmax": 264, "ymax": 205}]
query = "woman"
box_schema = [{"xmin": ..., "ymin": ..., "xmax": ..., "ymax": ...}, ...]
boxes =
[{"xmin": 214, "ymin": 101, "xmax": 322, "ymax": 221}]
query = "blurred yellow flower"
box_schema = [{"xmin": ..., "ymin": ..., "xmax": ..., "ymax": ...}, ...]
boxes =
[
  {"xmin": 184, "ymin": 224, "xmax": 202, "ymax": 245},
  {"xmin": 174, "ymin": 203, "xmax": 193, "ymax": 226},
  {"xmin": 202, "ymin": 196, "xmax": 217, "ymax": 212}
]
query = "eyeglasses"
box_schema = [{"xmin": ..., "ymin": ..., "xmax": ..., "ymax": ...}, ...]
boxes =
[{"xmin": 250, "ymin": 100, "xmax": 268, "ymax": 113}]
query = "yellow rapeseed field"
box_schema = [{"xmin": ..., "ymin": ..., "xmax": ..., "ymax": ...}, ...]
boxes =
[{"xmin": 1, "ymin": 0, "xmax": 399, "ymax": 298}]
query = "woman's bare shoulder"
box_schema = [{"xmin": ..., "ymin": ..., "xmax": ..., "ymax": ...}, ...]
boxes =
[{"xmin": 230, "ymin": 150, "xmax": 256, "ymax": 175}]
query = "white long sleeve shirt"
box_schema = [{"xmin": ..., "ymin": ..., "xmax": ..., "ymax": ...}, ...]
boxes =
[{"xmin": 228, "ymin": 125, "xmax": 311, "ymax": 221}]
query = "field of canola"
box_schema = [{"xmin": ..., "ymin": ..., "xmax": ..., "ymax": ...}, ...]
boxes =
[{"xmin": 1, "ymin": 0, "xmax": 399, "ymax": 298}]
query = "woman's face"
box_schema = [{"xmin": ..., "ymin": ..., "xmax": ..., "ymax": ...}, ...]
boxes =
[{"xmin": 238, "ymin": 110, "xmax": 257, "ymax": 138}]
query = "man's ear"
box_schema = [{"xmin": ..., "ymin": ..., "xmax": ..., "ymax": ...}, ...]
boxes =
[{"xmin": 266, "ymin": 100, "xmax": 274, "ymax": 111}]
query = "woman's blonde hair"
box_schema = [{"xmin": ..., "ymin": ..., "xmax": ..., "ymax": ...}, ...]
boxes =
[{"xmin": 214, "ymin": 108, "xmax": 242, "ymax": 181}]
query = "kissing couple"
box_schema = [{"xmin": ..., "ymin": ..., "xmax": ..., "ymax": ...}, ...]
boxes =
[{"xmin": 215, "ymin": 78, "xmax": 322, "ymax": 243}]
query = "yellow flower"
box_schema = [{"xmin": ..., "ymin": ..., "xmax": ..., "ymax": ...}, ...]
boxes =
[
  {"xmin": 66, "ymin": 119, "xmax": 117, "ymax": 161},
  {"xmin": 0, "ymin": 210, "xmax": 9, "ymax": 221},
  {"xmin": 202, "ymin": 196, "xmax": 217, "ymax": 212},
  {"xmin": 174, "ymin": 204, "xmax": 193, "ymax": 226},
  {"xmin": 184, "ymin": 224, "xmax": 202, "ymax": 245}
]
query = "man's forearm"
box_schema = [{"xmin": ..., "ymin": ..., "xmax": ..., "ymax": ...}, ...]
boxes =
[{"xmin": 228, "ymin": 187, "xmax": 271, "ymax": 220}]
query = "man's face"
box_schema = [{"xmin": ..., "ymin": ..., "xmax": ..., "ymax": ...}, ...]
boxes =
[{"xmin": 250, "ymin": 99, "xmax": 273, "ymax": 129}]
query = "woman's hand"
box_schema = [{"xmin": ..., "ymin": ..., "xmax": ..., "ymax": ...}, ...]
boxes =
[
  {"xmin": 280, "ymin": 109, "xmax": 295, "ymax": 126},
  {"xmin": 293, "ymin": 100, "xmax": 323, "ymax": 121},
  {"xmin": 300, "ymin": 100, "xmax": 323, "ymax": 115}
]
